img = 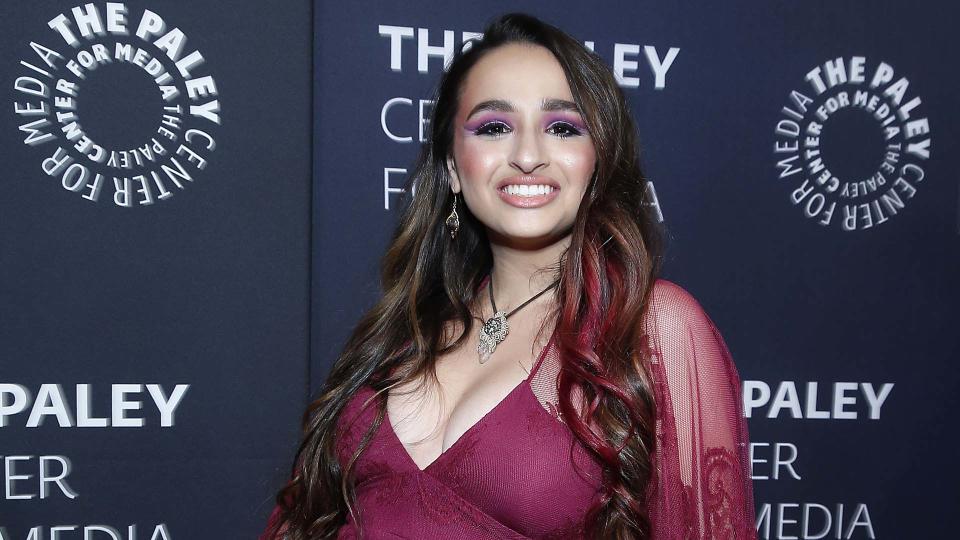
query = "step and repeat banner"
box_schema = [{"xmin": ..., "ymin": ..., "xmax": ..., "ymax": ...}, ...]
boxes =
[
  {"xmin": 3, "ymin": 1, "xmax": 957, "ymax": 539},
  {"xmin": 1, "ymin": 1, "xmax": 312, "ymax": 538},
  {"xmin": 310, "ymin": 2, "xmax": 957, "ymax": 540}
]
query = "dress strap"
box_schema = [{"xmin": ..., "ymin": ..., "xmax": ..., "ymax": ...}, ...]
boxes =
[{"xmin": 527, "ymin": 325, "xmax": 556, "ymax": 380}]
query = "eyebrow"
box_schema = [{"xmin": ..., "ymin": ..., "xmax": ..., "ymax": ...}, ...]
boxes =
[{"xmin": 465, "ymin": 98, "xmax": 581, "ymax": 119}]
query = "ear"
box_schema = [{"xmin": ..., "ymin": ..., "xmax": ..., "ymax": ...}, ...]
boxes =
[{"xmin": 446, "ymin": 156, "xmax": 461, "ymax": 193}]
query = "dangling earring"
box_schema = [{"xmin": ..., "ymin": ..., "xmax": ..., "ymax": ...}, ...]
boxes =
[{"xmin": 445, "ymin": 192, "xmax": 460, "ymax": 239}]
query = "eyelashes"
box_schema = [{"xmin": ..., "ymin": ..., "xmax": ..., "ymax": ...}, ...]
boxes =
[
  {"xmin": 470, "ymin": 120, "xmax": 586, "ymax": 139},
  {"xmin": 546, "ymin": 121, "xmax": 585, "ymax": 138},
  {"xmin": 472, "ymin": 120, "xmax": 511, "ymax": 137}
]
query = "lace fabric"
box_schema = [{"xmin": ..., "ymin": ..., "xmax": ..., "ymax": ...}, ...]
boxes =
[
  {"xmin": 527, "ymin": 278, "xmax": 756, "ymax": 538},
  {"xmin": 260, "ymin": 278, "xmax": 756, "ymax": 539},
  {"xmin": 639, "ymin": 279, "xmax": 756, "ymax": 539}
]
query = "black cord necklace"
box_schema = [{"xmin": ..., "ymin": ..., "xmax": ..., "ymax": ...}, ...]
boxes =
[{"xmin": 477, "ymin": 272, "xmax": 560, "ymax": 364}]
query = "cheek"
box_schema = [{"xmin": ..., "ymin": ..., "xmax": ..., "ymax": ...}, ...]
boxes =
[
  {"xmin": 557, "ymin": 143, "xmax": 597, "ymax": 187},
  {"xmin": 457, "ymin": 140, "xmax": 506, "ymax": 184}
]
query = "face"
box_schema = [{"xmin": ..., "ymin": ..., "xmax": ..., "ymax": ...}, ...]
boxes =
[{"xmin": 447, "ymin": 43, "xmax": 596, "ymax": 247}]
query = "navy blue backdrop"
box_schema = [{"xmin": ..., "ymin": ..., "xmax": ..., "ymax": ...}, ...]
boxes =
[
  {"xmin": 2, "ymin": 1, "xmax": 957, "ymax": 539},
  {"xmin": 1, "ymin": 1, "xmax": 311, "ymax": 538}
]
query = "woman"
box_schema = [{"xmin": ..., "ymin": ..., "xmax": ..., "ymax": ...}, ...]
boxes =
[{"xmin": 262, "ymin": 12, "xmax": 755, "ymax": 540}]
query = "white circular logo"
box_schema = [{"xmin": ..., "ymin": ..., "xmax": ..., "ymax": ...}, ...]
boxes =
[
  {"xmin": 12, "ymin": 3, "xmax": 221, "ymax": 207},
  {"xmin": 773, "ymin": 57, "xmax": 931, "ymax": 231}
]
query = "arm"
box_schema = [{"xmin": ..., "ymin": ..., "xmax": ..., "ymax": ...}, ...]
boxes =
[{"xmin": 641, "ymin": 279, "xmax": 756, "ymax": 539}]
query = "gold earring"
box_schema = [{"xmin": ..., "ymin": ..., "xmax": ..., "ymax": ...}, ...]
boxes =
[{"xmin": 445, "ymin": 192, "xmax": 460, "ymax": 239}]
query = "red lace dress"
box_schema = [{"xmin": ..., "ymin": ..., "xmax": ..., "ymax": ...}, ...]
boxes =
[{"xmin": 261, "ymin": 278, "xmax": 756, "ymax": 539}]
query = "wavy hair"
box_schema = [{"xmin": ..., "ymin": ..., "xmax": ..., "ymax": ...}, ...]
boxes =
[{"xmin": 266, "ymin": 12, "xmax": 666, "ymax": 539}]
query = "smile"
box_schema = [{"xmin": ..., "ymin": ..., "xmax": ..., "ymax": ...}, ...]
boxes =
[
  {"xmin": 496, "ymin": 184, "xmax": 559, "ymax": 208},
  {"xmin": 499, "ymin": 184, "xmax": 556, "ymax": 196}
]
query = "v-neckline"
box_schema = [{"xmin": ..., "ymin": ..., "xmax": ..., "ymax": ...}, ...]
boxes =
[{"xmin": 385, "ymin": 327, "xmax": 556, "ymax": 473}]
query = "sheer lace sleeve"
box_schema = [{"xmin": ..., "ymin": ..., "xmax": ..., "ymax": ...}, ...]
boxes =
[{"xmin": 641, "ymin": 279, "xmax": 756, "ymax": 539}]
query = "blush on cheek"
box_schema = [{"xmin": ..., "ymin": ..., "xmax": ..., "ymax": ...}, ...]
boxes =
[
  {"xmin": 559, "ymin": 148, "xmax": 596, "ymax": 175},
  {"xmin": 456, "ymin": 141, "xmax": 506, "ymax": 186}
]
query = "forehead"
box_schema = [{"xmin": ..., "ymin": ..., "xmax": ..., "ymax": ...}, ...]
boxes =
[{"xmin": 459, "ymin": 43, "xmax": 574, "ymax": 109}]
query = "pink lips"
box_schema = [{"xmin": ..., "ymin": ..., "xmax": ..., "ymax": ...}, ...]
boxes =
[
  {"xmin": 494, "ymin": 175, "xmax": 561, "ymax": 209},
  {"xmin": 496, "ymin": 185, "xmax": 560, "ymax": 208},
  {"xmin": 495, "ymin": 175, "xmax": 560, "ymax": 191},
  {"xmin": 497, "ymin": 189, "xmax": 558, "ymax": 208}
]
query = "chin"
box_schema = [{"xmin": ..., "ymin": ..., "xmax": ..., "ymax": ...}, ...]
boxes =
[{"xmin": 492, "ymin": 227, "xmax": 563, "ymax": 245}]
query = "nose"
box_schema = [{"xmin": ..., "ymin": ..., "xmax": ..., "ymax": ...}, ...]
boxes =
[{"xmin": 509, "ymin": 125, "xmax": 548, "ymax": 174}]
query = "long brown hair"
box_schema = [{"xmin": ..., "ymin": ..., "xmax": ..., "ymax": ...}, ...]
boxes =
[{"xmin": 266, "ymin": 12, "xmax": 666, "ymax": 539}]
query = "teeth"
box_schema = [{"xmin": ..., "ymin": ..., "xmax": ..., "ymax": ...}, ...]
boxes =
[{"xmin": 502, "ymin": 184, "xmax": 555, "ymax": 196}]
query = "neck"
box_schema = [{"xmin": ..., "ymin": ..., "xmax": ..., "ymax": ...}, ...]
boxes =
[{"xmin": 485, "ymin": 231, "xmax": 570, "ymax": 314}]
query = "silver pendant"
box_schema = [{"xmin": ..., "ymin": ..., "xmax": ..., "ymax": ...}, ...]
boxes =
[{"xmin": 478, "ymin": 310, "xmax": 508, "ymax": 363}]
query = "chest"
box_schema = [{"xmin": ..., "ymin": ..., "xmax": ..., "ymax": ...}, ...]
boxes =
[
  {"xmin": 335, "ymin": 378, "xmax": 603, "ymax": 538},
  {"xmin": 386, "ymin": 316, "xmax": 554, "ymax": 471}
]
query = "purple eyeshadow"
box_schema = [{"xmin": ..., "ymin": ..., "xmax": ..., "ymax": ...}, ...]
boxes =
[
  {"xmin": 464, "ymin": 115, "xmax": 511, "ymax": 132},
  {"xmin": 462, "ymin": 113, "xmax": 588, "ymax": 134},
  {"xmin": 544, "ymin": 114, "xmax": 588, "ymax": 132}
]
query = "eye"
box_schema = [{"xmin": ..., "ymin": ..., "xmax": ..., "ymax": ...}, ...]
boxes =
[
  {"xmin": 546, "ymin": 121, "xmax": 584, "ymax": 139},
  {"xmin": 473, "ymin": 121, "xmax": 512, "ymax": 137}
]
